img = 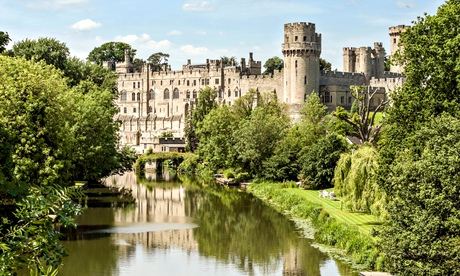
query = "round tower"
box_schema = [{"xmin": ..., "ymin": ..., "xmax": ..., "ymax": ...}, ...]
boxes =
[
  {"xmin": 282, "ymin": 22, "xmax": 321, "ymax": 105},
  {"xmin": 389, "ymin": 25, "xmax": 408, "ymax": 73}
]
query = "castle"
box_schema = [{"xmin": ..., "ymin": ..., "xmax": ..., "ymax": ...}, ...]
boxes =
[{"xmin": 110, "ymin": 22, "xmax": 407, "ymax": 153}]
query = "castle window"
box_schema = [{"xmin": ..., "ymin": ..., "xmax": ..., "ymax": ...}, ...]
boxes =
[
  {"xmin": 123, "ymin": 107, "xmax": 127, "ymax": 113},
  {"xmin": 228, "ymin": 89, "xmax": 231, "ymax": 97},
  {"xmin": 178, "ymin": 80, "xmax": 181, "ymax": 85},
  {"xmin": 122, "ymin": 81, "xmax": 124, "ymax": 87},
  {"xmin": 304, "ymin": 76, "xmax": 307, "ymax": 84},
  {"xmin": 295, "ymin": 60, "xmax": 298, "ymax": 68},
  {"xmin": 206, "ymin": 79, "xmax": 210, "ymax": 85},
  {"xmin": 295, "ymin": 36, "xmax": 298, "ymax": 41},
  {"xmin": 193, "ymin": 80, "xmax": 196, "ymax": 86},
  {"xmin": 228, "ymin": 78, "xmax": 231, "ymax": 84},
  {"xmin": 234, "ymin": 89, "xmax": 238, "ymax": 97},
  {"xmin": 120, "ymin": 91, "xmax": 127, "ymax": 101},
  {"xmin": 160, "ymin": 80, "xmax": 163, "ymax": 85},
  {"xmin": 202, "ymin": 79, "xmax": 205, "ymax": 85},
  {"xmin": 149, "ymin": 89, "xmax": 154, "ymax": 99},
  {"xmin": 133, "ymin": 82, "xmax": 135, "ymax": 88},
  {"xmin": 137, "ymin": 93, "xmax": 140, "ymax": 101},
  {"xmin": 186, "ymin": 90, "xmax": 190, "ymax": 99},
  {"xmin": 173, "ymin": 88, "xmax": 179, "ymax": 99},
  {"xmin": 215, "ymin": 78, "xmax": 219, "ymax": 85},
  {"xmin": 133, "ymin": 107, "xmax": 137, "ymax": 113},
  {"xmin": 187, "ymin": 80, "xmax": 190, "ymax": 86},
  {"xmin": 164, "ymin": 88, "xmax": 170, "ymax": 100},
  {"xmin": 132, "ymin": 93, "xmax": 135, "ymax": 101},
  {"xmin": 192, "ymin": 90, "xmax": 197, "ymax": 99},
  {"xmin": 341, "ymin": 96, "xmax": 344, "ymax": 104},
  {"xmin": 303, "ymin": 36, "xmax": 306, "ymax": 42},
  {"xmin": 137, "ymin": 82, "xmax": 140, "ymax": 88},
  {"xmin": 393, "ymin": 38, "xmax": 397, "ymax": 44}
]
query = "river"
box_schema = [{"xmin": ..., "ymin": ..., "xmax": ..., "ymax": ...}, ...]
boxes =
[{"xmin": 60, "ymin": 172, "xmax": 357, "ymax": 276}]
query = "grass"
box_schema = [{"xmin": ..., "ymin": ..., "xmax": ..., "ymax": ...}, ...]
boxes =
[
  {"xmin": 248, "ymin": 182, "xmax": 386, "ymax": 271},
  {"xmin": 291, "ymin": 189, "xmax": 381, "ymax": 234}
]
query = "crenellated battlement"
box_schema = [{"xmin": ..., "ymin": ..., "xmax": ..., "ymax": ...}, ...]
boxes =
[{"xmin": 389, "ymin": 25, "xmax": 409, "ymax": 35}]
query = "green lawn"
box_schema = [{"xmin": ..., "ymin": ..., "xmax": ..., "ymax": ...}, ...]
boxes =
[{"xmin": 285, "ymin": 188, "xmax": 381, "ymax": 234}]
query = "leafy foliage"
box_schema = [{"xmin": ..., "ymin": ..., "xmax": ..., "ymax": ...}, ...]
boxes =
[
  {"xmin": 334, "ymin": 146, "xmax": 386, "ymax": 217},
  {"xmin": 12, "ymin": 38, "xmax": 70, "ymax": 71},
  {"xmin": 220, "ymin": 56, "xmax": 238, "ymax": 67},
  {"xmin": 263, "ymin": 56, "xmax": 284, "ymax": 75},
  {"xmin": 299, "ymin": 134, "xmax": 348, "ymax": 189},
  {"xmin": 185, "ymin": 87, "xmax": 218, "ymax": 152},
  {"xmin": 0, "ymin": 31, "xmax": 10, "ymax": 53},
  {"xmin": 380, "ymin": 115, "xmax": 460, "ymax": 275},
  {"xmin": 319, "ymin": 58, "xmax": 332, "ymax": 71},
  {"xmin": 87, "ymin": 42, "xmax": 136, "ymax": 65}
]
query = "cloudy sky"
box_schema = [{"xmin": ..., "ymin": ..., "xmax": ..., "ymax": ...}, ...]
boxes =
[{"xmin": 0, "ymin": 0, "xmax": 444, "ymax": 70}]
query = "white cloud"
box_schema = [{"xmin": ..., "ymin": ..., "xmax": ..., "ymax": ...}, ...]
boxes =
[
  {"xmin": 182, "ymin": 1, "xmax": 214, "ymax": 12},
  {"xmin": 71, "ymin": 19, "xmax": 101, "ymax": 31},
  {"xmin": 168, "ymin": 30, "xmax": 183, "ymax": 36},
  {"xmin": 195, "ymin": 30, "xmax": 207, "ymax": 36},
  {"xmin": 115, "ymin": 33, "xmax": 172, "ymax": 51},
  {"xmin": 180, "ymin": 44, "xmax": 209, "ymax": 55}
]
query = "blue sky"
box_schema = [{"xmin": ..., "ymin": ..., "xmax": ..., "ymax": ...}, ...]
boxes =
[{"xmin": 0, "ymin": 0, "xmax": 444, "ymax": 70}]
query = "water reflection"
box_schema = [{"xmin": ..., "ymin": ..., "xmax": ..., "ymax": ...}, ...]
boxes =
[{"xmin": 61, "ymin": 172, "xmax": 356, "ymax": 276}]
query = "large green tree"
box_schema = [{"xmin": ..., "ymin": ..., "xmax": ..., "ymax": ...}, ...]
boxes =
[
  {"xmin": 185, "ymin": 87, "xmax": 218, "ymax": 152},
  {"xmin": 87, "ymin": 42, "xmax": 136, "ymax": 65},
  {"xmin": 12, "ymin": 38, "xmax": 70, "ymax": 70},
  {"xmin": 378, "ymin": 1, "xmax": 460, "ymax": 274},
  {"xmin": 263, "ymin": 56, "xmax": 283, "ymax": 75}
]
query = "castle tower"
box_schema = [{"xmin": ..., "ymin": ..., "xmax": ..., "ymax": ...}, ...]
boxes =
[
  {"xmin": 374, "ymin": 42, "xmax": 386, "ymax": 78},
  {"xmin": 343, "ymin": 47, "xmax": 356, "ymax": 73},
  {"xmin": 389, "ymin": 25, "xmax": 408, "ymax": 73},
  {"xmin": 282, "ymin": 22, "xmax": 321, "ymax": 105}
]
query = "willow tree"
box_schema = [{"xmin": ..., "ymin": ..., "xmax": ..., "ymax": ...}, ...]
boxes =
[{"xmin": 334, "ymin": 146, "xmax": 386, "ymax": 218}]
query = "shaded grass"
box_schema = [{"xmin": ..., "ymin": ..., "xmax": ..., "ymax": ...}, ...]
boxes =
[{"xmin": 248, "ymin": 182, "xmax": 385, "ymax": 271}]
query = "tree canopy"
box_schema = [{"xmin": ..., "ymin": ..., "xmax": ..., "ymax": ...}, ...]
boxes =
[
  {"xmin": 87, "ymin": 42, "xmax": 136, "ymax": 65},
  {"xmin": 12, "ymin": 38, "xmax": 70, "ymax": 70},
  {"xmin": 263, "ymin": 56, "xmax": 284, "ymax": 75},
  {"xmin": 0, "ymin": 31, "xmax": 10, "ymax": 53}
]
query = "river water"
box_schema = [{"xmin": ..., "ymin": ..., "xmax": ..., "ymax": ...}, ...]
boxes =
[{"xmin": 61, "ymin": 172, "xmax": 357, "ymax": 276}]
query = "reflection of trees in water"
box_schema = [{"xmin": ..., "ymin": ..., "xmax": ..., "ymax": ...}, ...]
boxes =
[
  {"xmin": 185, "ymin": 186, "xmax": 330, "ymax": 275},
  {"xmin": 62, "ymin": 173, "xmax": 354, "ymax": 276}
]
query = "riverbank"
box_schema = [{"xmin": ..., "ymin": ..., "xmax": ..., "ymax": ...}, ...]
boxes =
[{"xmin": 247, "ymin": 182, "xmax": 385, "ymax": 271}]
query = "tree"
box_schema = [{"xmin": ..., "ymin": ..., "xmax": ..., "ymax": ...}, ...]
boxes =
[
  {"xmin": 0, "ymin": 31, "xmax": 10, "ymax": 53},
  {"xmin": 12, "ymin": 38, "xmax": 70, "ymax": 70},
  {"xmin": 319, "ymin": 58, "xmax": 332, "ymax": 71},
  {"xmin": 378, "ymin": 1, "xmax": 460, "ymax": 273},
  {"xmin": 0, "ymin": 56, "xmax": 82, "ymax": 272},
  {"xmin": 185, "ymin": 87, "xmax": 218, "ymax": 152},
  {"xmin": 380, "ymin": 115, "xmax": 460, "ymax": 275},
  {"xmin": 133, "ymin": 58, "xmax": 145, "ymax": 72},
  {"xmin": 147, "ymin": 52, "xmax": 169, "ymax": 71},
  {"xmin": 299, "ymin": 134, "xmax": 348, "ymax": 189},
  {"xmin": 221, "ymin": 56, "xmax": 238, "ymax": 67},
  {"xmin": 63, "ymin": 56, "xmax": 117, "ymax": 90},
  {"xmin": 87, "ymin": 42, "xmax": 136, "ymax": 65},
  {"xmin": 334, "ymin": 86, "xmax": 388, "ymax": 144},
  {"xmin": 234, "ymin": 106, "xmax": 290, "ymax": 177},
  {"xmin": 196, "ymin": 106, "xmax": 238, "ymax": 171},
  {"xmin": 263, "ymin": 56, "xmax": 283, "ymax": 74},
  {"xmin": 334, "ymin": 146, "xmax": 386, "ymax": 217}
]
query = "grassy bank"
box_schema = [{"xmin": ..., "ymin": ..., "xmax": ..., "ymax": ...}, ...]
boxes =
[{"xmin": 248, "ymin": 182, "xmax": 384, "ymax": 270}]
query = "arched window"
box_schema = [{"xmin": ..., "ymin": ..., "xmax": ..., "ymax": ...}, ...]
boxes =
[
  {"xmin": 131, "ymin": 93, "xmax": 135, "ymax": 101},
  {"xmin": 120, "ymin": 90, "xmax": 127, "ymax": 101},
  {"xmin": 234, "ymin": 88, "xmax": 239, "ymax": 97},
  {"xmin": 164, "ymin": 88, "xmax": 170, "ymax": 100},
  {"xmin": 192, "ymin": 90, "xmax": 197, "ymax": 99},
  {"xmin": 186, "ymin": 90, "xmax": 190, "ymax": 99},
  {"xmin": 228, "ymin": 89, "xmax": 231, "ymax": 97},
  {"xmin": 149, "ymin": 89, "xmax": 155, "ymax": 100},
  {"xmin": 173, "ymin": 88, "xmax": 179, "ymax": 99},
  {"xmin": 137, "ymin": 92, "xmax": 140, "ymax": 101}
]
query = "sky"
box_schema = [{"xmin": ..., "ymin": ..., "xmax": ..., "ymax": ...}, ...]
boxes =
[{"xmin": 0, "ymin": 0, "xmax": 445, "ymax": 70}]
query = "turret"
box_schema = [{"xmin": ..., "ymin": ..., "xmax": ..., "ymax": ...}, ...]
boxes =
[
  {"xmin": 282, "ymin": 22, "xmax": 321, "ymax": 105},
  {"xmin": 389, "ymin": 25, "xmax": 409, "ymax": 73}
]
